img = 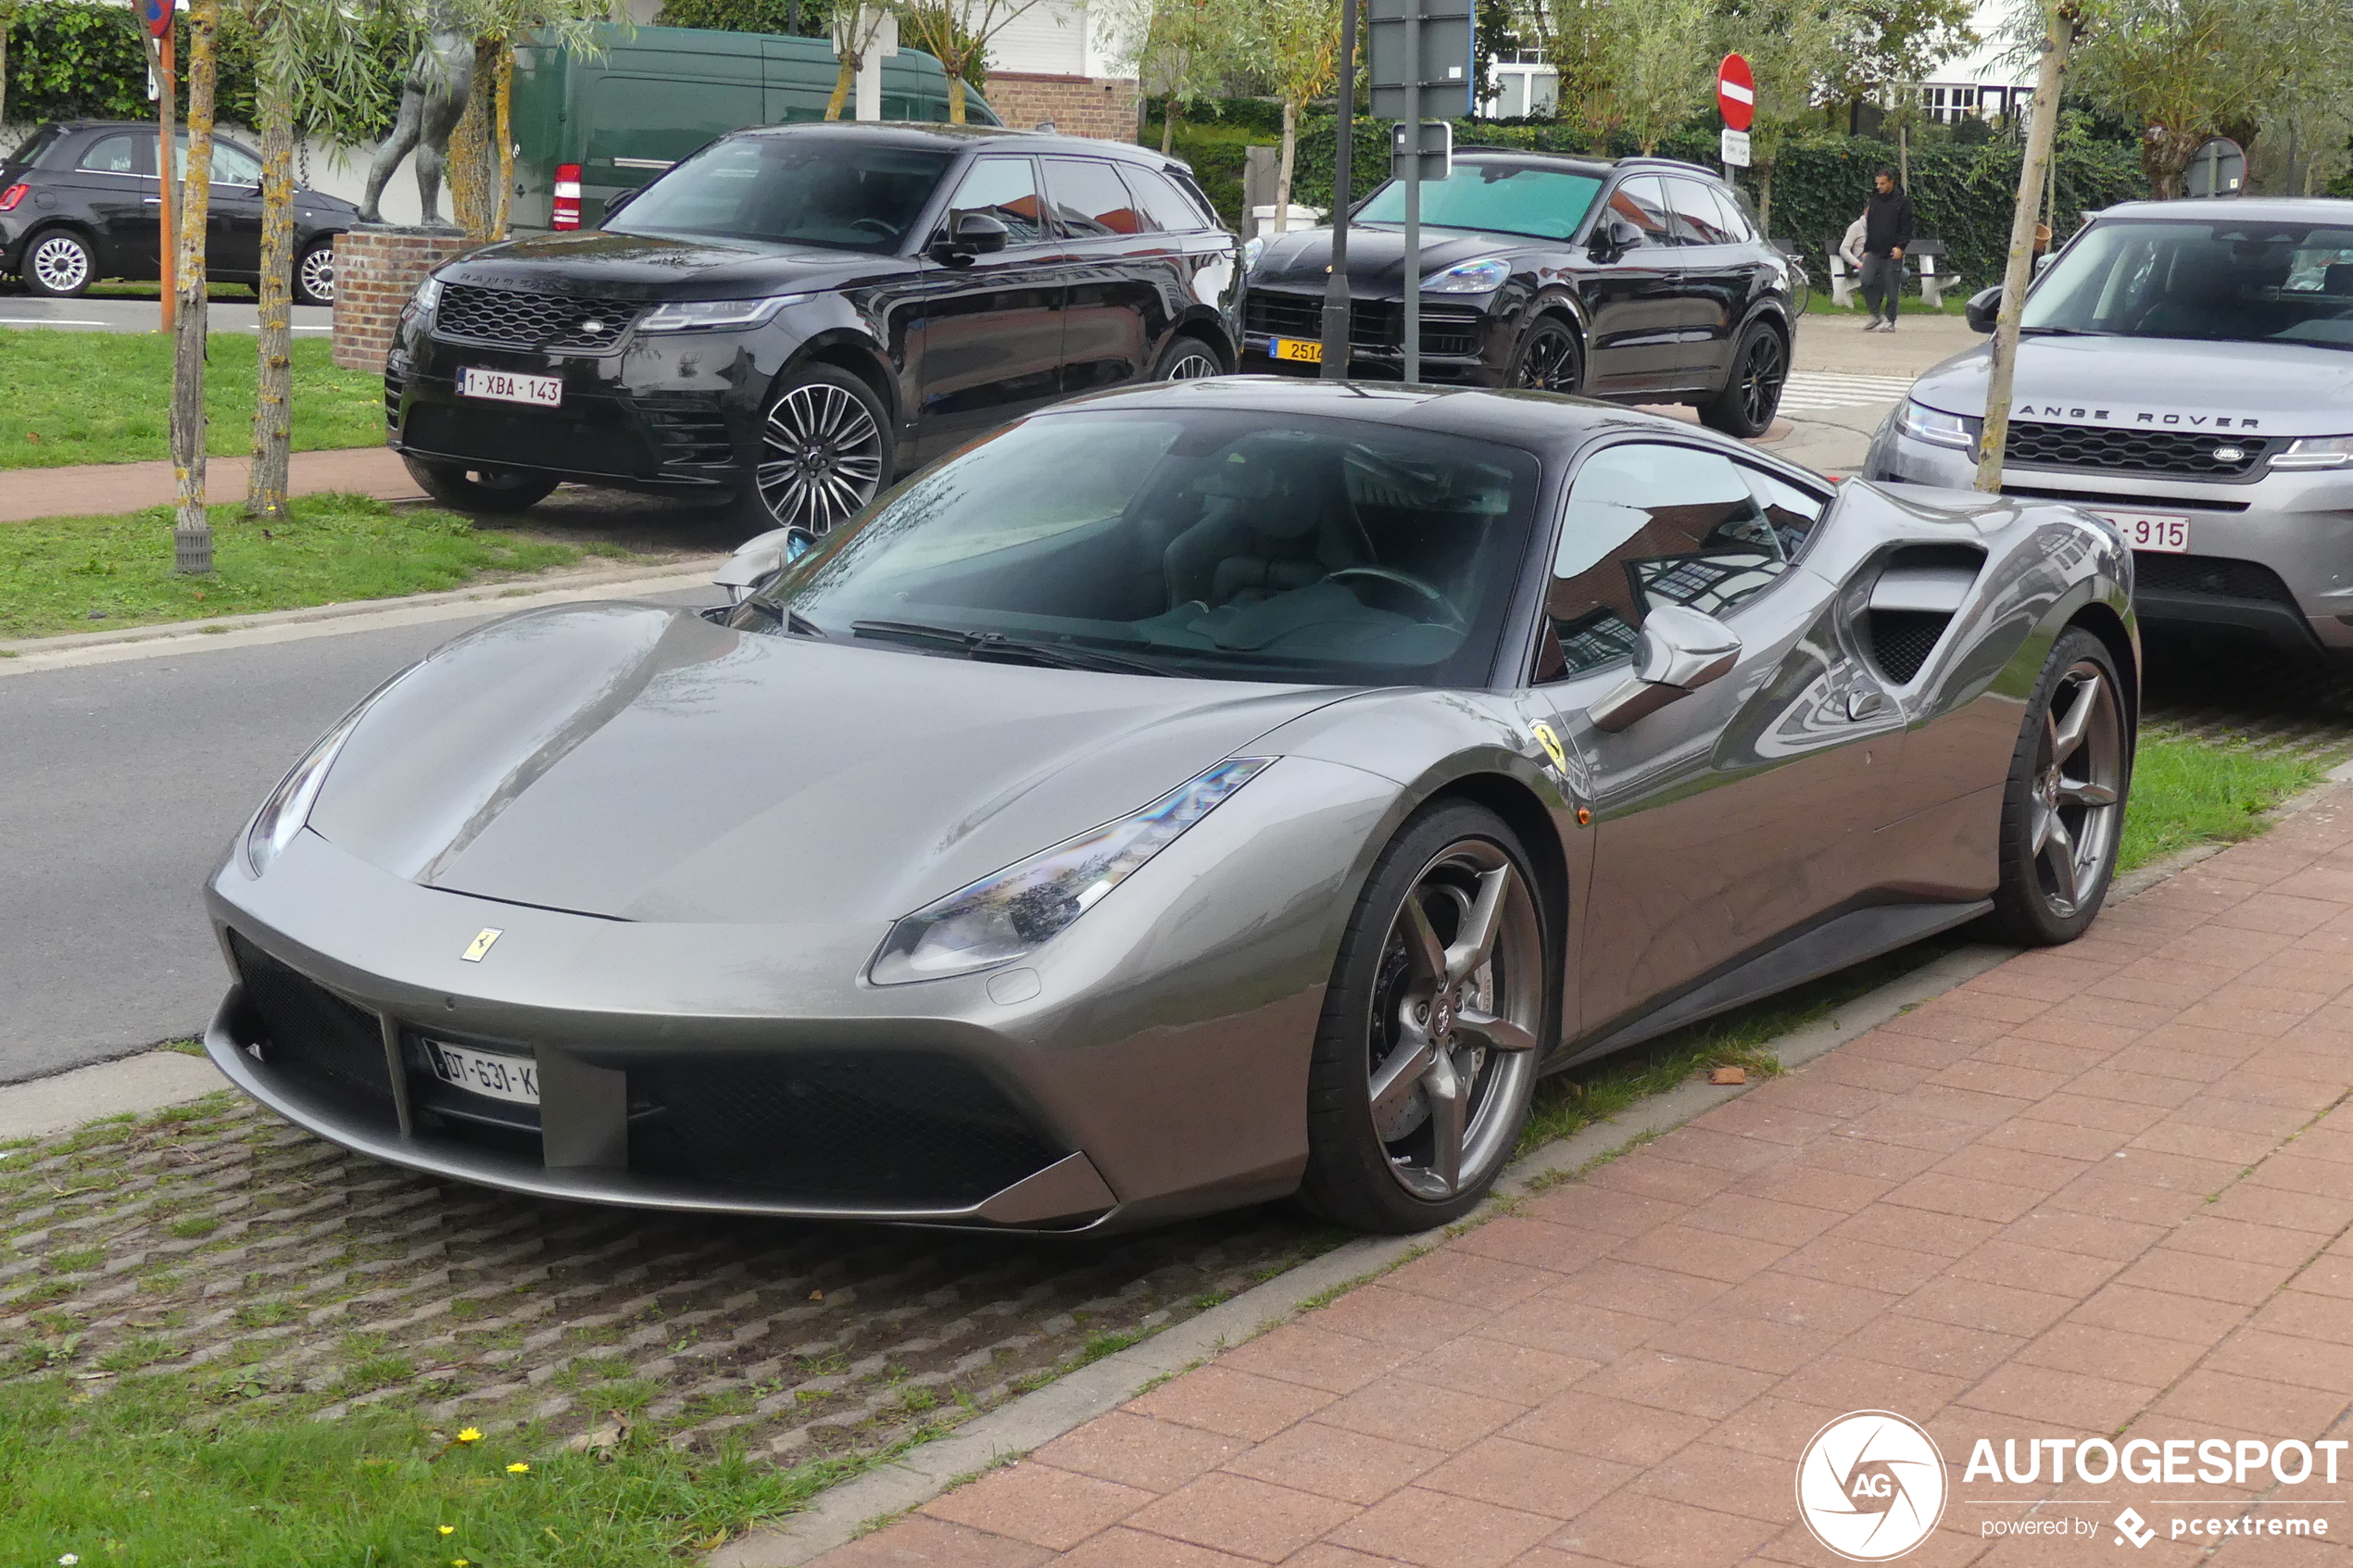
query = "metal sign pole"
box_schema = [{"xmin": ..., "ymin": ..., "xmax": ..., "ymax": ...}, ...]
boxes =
[
  {"xmin": 154, "ymin": 26, "xmax": 177, "ymax": 337},
  {"xmin": 1403, "ymin": 11, "xmax": 1420, "ymax": 384},
  {"xmin": 1319, "ymin": 0, "xmax": 1355, "ymax": 377}
]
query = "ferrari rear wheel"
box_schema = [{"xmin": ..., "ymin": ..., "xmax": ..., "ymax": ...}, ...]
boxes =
[
  {"xmin": 1300, "ymin": 802, "xmax": 1550, "ymax": 1233},
  {"xmin": 1993, "ymin": 627, "xmax": 2129, "ymax": 945}
]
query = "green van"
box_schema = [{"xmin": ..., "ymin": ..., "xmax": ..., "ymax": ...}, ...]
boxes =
[{"xmin": 506, "ymin": 24, "xmax": 1000, "ymax": 232}]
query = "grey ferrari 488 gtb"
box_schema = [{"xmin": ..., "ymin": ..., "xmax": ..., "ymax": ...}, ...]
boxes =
[{"xmin": 206, "ymin": 378, "xmax": 2137, "ymax": 1236}]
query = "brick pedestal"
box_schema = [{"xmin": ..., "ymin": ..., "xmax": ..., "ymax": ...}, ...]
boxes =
[
  {"xmin": 332, "ymin": 226, "xmax": 473, "ymax": 373},
  {"xmin": 984, "ymin": 73, "xmax": 1140, "ymax": 140}
]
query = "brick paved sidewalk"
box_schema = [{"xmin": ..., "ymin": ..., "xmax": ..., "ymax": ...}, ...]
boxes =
[
  {"xmin": 821, "ymin": 786, "xmax": 2353, "ymax": 1568},
  {"xmin": 1, "ymin": 447, "xmax": 418, "ymax": 523}
]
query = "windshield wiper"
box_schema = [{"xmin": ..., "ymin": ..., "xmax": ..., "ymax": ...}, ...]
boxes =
[
  {"xmin": 850, "ymin": 620, "xmax": 1176, "ymax": 676},
  {"xmin": 2019, "ymin": 325, "xmax": 2110, "ymax": 337}
]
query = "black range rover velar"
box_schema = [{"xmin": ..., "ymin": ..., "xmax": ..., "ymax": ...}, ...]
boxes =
[{"xmin": 386, "ymin": 122, "xmax": 1240, "ymax": 529}]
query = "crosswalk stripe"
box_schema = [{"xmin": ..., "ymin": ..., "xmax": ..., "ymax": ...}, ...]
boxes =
[{"xmin": 1778, "ymin": 370, "xmax": 1918, "ymax": 412}]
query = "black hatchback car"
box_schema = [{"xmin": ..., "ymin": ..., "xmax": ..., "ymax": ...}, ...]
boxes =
[
  {"xmin": 1244, "ymin": 152, "xmax": 1795, "ymax": 436},
  {"xmin": 0, "ymin": 120, "xmax": 354, "ymax": 303},
  {"xmin": 386, "ymin": 122, "xmax": 1241, "ymax": 528}
]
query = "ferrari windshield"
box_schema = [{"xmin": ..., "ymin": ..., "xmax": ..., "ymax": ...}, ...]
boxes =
[
  {"xmin": 2024, "ymin": 219, "xmax": 2353, "ymax": 350},
  {"xmin": 606, "ymin": 136, "xmax": 952, "ymax": 252},
  {"xmin": 1356, "ymin": 159, "xmax": 1603, "ymax": 240},
  {"xmin": 745, "ymin": 408, "xmax": 1541, "ymax": 684}
]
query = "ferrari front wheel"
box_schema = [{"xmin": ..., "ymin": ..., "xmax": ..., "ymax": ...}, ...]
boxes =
[
  {"xmin": 1299, "ymin": 802, "xmax": 1551, "ymax": 1233},
  {"xmin": 1992, "ymin": 627, "xmax": 2129, "ymax": 945}
]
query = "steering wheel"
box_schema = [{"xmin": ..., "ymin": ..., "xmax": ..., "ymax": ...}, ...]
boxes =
[
  {"xmin": 849, "ymin": 217, "xmax": 899, "ymax": 238},
  {"xmin": 1321, "ymin": 566, "xmax": 1467, "ymax": 631}
]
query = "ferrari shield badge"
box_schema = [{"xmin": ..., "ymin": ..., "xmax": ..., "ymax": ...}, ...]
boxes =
[
  {"xmin": 1529, "ymin": 721, "xmax": 1569, "ymax": 777},
  {"xmin": 462, "ymin": 928, "xmax": 503, "ymax": 962}
]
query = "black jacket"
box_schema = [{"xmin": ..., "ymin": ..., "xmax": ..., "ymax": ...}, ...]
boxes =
[{"xmin": 1864, "ymin": 188, "xmax": 1916, "ymax": 256}]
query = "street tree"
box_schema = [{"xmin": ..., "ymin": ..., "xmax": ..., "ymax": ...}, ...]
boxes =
[
  {"xmin": 1244, "ymin": 0, "xmax": 1339, "ymax": 232},
  {"xmin": 898, "ymin": 0, "xmax": 1057, "ymax": 123},
  {"xmin": 1593, "ymin": 0, "xmax": 1714, "ymax": 153},
  {"xmin": 0, "ymin": 0, "xmax": 23, "ymax": 132},
  {"xmin": 2067, "ymin": 0, "xmax": 2304, "ymax": 197},
  {"xmin": 826, "ymin": 2, "xmax": 893, "ymax": 119},
  {"xmin": 1114, "ymin": 0, "xmax": 1246, "ymax": 154},
  {"xmin": 1719, "ymin": 0, "xmax": 1858, "ymax": 229},
  {"xmin": 170, "ymin": 0, "xmax": 226, "ymax": 575},
  {"xmin": 447, "ymin": 0, "xmax": 619, "ymax": 240}
]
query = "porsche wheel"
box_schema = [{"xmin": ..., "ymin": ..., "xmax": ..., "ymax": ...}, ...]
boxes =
[
  {"xmin": 731, "ymin": 366, "xmax": 890, "ymax": 534},
  {"xmin": 1992, "ymin": 628, "xmax": 2129, "ymax": 945},
  {"xmin": 1300, "ymin": 802, "xmax": 1550, "ymax": 1232},
  {"xmin": 1698, "ymin": 320, "xmax": 1788, "ymax": 438},
  {"xmin": 1510, "ymin": 318, "xmax": 1582, "ymax": 395}
]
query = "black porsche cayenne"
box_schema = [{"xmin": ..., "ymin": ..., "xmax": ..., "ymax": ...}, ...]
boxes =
[
  {"xmin": 386, "ymin": 122, "xmax": 1241, "ymax": 527},
  {"xmin": 1243, "ymin": 151, "xmax": 1796, "ymax": 436}
]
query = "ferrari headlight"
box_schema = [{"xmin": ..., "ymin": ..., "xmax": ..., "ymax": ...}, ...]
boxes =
[
  {"xmin": 1897, "ymin": 400, "xmax": 1977, "ymax": 450},
  {"xmin": 2271, "ymin": 434, "xmax": 2353, "ymax": 470},
  {"xmin": 638, "ymin": 294, "xmax": 809, "ymax": 332},
  {"xmin": 244, "ymin": 709, "xmax": 367, "ymax": 877},
  {"xmin": 870, "ymin": 758, "xmax": 1271, "ymax": 985},
  {"xmin": 1423, "ymin": 257, "xmax": 1509, "ymax": 294}
]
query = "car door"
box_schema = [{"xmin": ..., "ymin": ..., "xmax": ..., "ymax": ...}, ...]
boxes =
[
  {"xmin": 64, "ymin": 131, "xmax": 159, "ymax": 278},
  {"xmin": 1530, "ymin": 440, "xmax": 1905, "ymax": 1032},
  {"xmin": 201, "ymin": 137, "xmax": 267, "ymax": 278},
  {"xmin": 1040, "ymin": 156, "xmax": 1158, "ymax": 393},
  {"xmin": 906, "ymin": 154, "xmax": 1067, "ymax": 461},
  {"xmin": 1661, "ymin": 177, "xmax": 1750, "ymax": 387},
  {"xmin": 1577, "ymin": 175, "xmax": 1683, "ymax": 394},
  {"xmin": 1119, "ymin": 161, "xmax": 1241, "ymax": 342}
]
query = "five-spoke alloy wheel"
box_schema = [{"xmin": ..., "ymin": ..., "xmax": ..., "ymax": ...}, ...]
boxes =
[
  {"xmin": 1994, "ymin": 627, "xmax": 2130, "ymax": 943},
  {"xmin": 1699, "ymin": 320, "xmax": 1789, "ymax": 437},
  {"xmin": 1302, "ymin": 802, "xmax": 1552, "ymax": 1231},
  {"xmin": 741, "ymin": 368, "xmax": 889, "ymax": 534}
]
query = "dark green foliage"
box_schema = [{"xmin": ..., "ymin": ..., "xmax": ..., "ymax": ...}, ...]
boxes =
[{"xmin": 654, "ymin": 0, "xmax": 831, "ymax": 40}]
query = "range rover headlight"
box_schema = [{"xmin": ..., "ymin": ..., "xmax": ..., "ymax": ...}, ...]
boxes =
[
  {"xmin": 2271, "ymin": 434, "xmax": 2353, "ymax": 470},
  {"xmin": 1423, "ymin": 257, "xmax": 1509, "ymax": 294},
  {"xmin": 638, "ymin": 294, "xmax": 811, "ymax": 332},
  {"xmin": 1897, "ymin": 399, "xmax": 1977, "ymax": 450},
  {"xmin": 401, "ymin": 273, "xmax": 443, "ymax": 323},
  {"xmin": 870, "ymin": 758, "xmax": 1271, "ymax": 985}
]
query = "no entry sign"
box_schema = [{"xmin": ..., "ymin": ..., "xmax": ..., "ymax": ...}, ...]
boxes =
[
  {"xmin": 1718, "ymin": 53, "xmax": 1755, "ymax": 132},
  {"xmin": 142, "ymin": 0, "xmax": 172, "ymax": 36}
]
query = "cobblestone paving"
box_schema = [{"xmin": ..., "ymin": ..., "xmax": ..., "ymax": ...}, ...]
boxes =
[
  {"xmin": 2144, "ymin": 634, "xmax": 2353, "ymax": 759},
  {"xmin": 0, "ymin": 1097, "xmax": 1334, "ymax": 1465}
]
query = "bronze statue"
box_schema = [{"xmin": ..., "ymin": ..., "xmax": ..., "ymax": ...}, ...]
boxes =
[{"xmin": 358, "ymin": 0, "xmax": 474, "ymax": 227}]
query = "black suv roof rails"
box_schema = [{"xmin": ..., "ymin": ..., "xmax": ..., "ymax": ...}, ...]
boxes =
[{"xmin": 1610, "ymin": 155, "xmax": 1717, "ymax": 175}]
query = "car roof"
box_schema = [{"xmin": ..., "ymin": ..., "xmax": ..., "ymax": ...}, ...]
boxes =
[
  {"xmin": 1030, "ymin": 375, "xmax": 1750, "ymax": 457},
  {"xmin": 2091, "ymin": 196, "xmax": 2353, "ymax": 224},
  {"xmin": 729, "ymin": 120, "xmax": 1180, "ymax": 169}
]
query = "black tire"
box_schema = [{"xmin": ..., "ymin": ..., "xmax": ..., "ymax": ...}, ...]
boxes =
[
  {"xmin": 1151, "ymin": 332, "xmax": 1225, "ymax": 382},
  {"xmin": 1991, "ymin": 627, "xmax": 2132, "ymax": 945},
  {"xmin": 727, "ymin": 364, "xmax": 892, "ymax": 535},
  {"xmin": 1508, "ymin": 317, "xmax": 1583, "ymax": 395},
  {"xmin": 401, "ymin": 455, "xmax": 559, "ymax": 515},
  {"xmin": 294, "ymin": 239, "xmax": 337, "ymax": 307},
  {"xmin": 22, "ymin": 228, "xmax": 95, "ymax": 297},
  {"xmin": 1699, "ymin": 320, "xmax": 1789, "ymax": 438},
  {"xmin": 1299, "ymin": 801, "xmax": 1553, "ymax": 1233}
]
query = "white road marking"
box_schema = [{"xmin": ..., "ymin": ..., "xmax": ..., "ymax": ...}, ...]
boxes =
[
  {"xmin": 0, "ymin": 318, "xmax": 110, "ymax": 327},
  {"xmin": 1778, "ymin": 370, "xmax": 1919, "ymax": 412}
]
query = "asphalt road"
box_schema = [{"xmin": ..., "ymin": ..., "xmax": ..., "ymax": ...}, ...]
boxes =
[
  {"xmin": 0, "ymin": 293, "xmax": 334, "ymax": 334},
  {"xmin": 0, "ymin": 583, "xmax": 717, "ymax": 1085}
]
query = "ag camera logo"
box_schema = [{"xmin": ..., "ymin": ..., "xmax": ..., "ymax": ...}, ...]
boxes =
[{"xmin": 1796, "ymin": 1411, "xmax": 1949, "ymax": 1561}]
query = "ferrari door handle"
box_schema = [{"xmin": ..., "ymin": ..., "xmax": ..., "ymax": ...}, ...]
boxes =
[{"xmin": 1846, "ymin": 689, "xmax": 1884, "ymax": 721}]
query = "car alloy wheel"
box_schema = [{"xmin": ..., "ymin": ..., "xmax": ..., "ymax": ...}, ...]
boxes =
[
  {"xmin": 28, "ymin": 232, "xmax": 93, "ymax": 296},
  {"xmin": 1159, "ymin": 343, "xmax": 1222, "ymax": 380},
  {"xmin": 2027, "ymin": 659, "xmax": 2123, "ymax": 920},
  {"xmin": 296, "ymin": 244, "xmax": 336, "ymax": 306},
  {"xmin": 1737, "ymin": 328, "xmax": 1788, "ymax": 430},
  {"xmin": 1513, "ymin": 321, "xmax": 1580, "ymax": 394},
  {"xmin": 756, "ymin": 381, "xmax": 885, "ymax": 532},
  {"xmin": 1365, "ymin": 835, "xmax": 1543, "ymax": 1202}
]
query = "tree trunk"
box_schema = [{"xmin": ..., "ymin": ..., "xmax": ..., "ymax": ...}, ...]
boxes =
[
  {"xmin": 1162, "ymin": 95, "xmax": 1178, "ymax": 156},
  {"xmin": 1976, "ymin": 3, "xmax": 2075, "ymax": 494},
  {"xmin": 1756, "ymin": 159, "xmax": 1774, "ymax": 232},
  {"xmin": 826, "ymin": 48, "xmax": 860, "ymax": 119},
  {"xmin": 1274, "ymin": 96, "xmax": 1297, "ymax": 233},
  {"xmin": 0, "ymin": 8, "xmax": 13, "ymax": 135},
  {"xmin": 494, "ymin": 46, "xmax": 514, "ymax": 240},
  {"xmin": 947, "ymin": 69, "xmax": 966, "ymax": 125},
  {"xmin": 171, "ymin": 0, "xmax": 220, "ymax": 573},
  {"xmin": 248, "ymin": 41, "xmax": 294, "ymax": 521},
  {"xmin": 447, "ymin": 38, "xmax": 500, "ymax": 241},
  {"xmin": 2141, "ymin": 124, "xmax": 2202, "ymax": 200}
]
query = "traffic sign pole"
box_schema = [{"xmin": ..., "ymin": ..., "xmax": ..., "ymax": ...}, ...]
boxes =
[
  {"xmin": 153, "ymin": 24, "xmax": 176, "ymax": 337},
  {"xmin": 1318, "ymin": 0, "xmax": 1356, "ymax": 377},
  {"xmin": 1403, "ymin": 6, "xmax": 1419, "ymax": 383}
]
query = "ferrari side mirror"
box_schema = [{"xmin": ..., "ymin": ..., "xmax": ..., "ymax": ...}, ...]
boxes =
[
  {"xmin": 1965, "ymin": 285, "xmax": 2001, "ymax": 333},
  {"xmin": 1589, "ymin": 604, "xmax": 1742, "ymax": 732}
]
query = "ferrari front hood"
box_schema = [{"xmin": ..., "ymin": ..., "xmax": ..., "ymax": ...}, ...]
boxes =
[{"xmin": 305, "ymin": 604, "xmax": 1343, "ymax": 925}]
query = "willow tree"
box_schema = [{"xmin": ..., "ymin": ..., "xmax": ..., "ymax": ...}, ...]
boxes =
[
  {"xmin": 1593, "ymin": 0, "xmax": 1713, "ymax": 153},
  {"xmin": 826, "ymin": 2, "xmax": 894, "ymax": 119},
  {"xmin": 2068, "ymin": 0, "xmax": 2297, "ymax": 197},
  {"xmin": 898, "ymin": 0, "xmax": 1052, "ymax": 124},
  {"xmin": 1719, "ymin": 0, "xmax": 1858, "ymax": 229},
  {"xmin": 1248, "ymin": 0, "xmax": 1339, "ymax": 232},
  {"xmin": 170, "ymin": 0, "xmax": 225, "ymax": 575},
  {"xmin": 448, "ymin": 0, "xmax": 620, "ymax": 241}
]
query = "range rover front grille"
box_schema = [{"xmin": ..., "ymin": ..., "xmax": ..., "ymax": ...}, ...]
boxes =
[
  {"xmin": 2006, "ymin": 420, "xmax": 2272, "ymax": 481},
  {"xmin": 434, "ymin": 284, "xmax": 643, "ymax": 353}
]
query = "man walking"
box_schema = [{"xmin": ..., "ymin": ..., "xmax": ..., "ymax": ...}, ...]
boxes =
[{"xmin": 1860, "ymin": 168, "xmax": 1915, "ymax": 332}]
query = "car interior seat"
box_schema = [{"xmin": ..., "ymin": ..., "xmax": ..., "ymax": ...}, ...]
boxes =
[{"xmin": 1162, "ymin": 443, "xmax": 1376, "ymax": 610}]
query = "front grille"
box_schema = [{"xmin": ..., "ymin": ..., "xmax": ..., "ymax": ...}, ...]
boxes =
[
  {"xmin": 384, "ymin": 366, "xmax": 405, "ymax": 432},
  {"xmin": 1244, "ymin": 289, "xmax": 1483, "ymax": 357},
  {"xmin": 2006, "ymin": 420, "xmax": 2272, "ymax": 481},
  {"xmin": 1868, "ymin": 609, "xmax": 1951, "ymax": 684},
  {"xmin": 229, "ymin": 931, "xmax": 396, "ymax": 1123},
  {"xmin": 434, "ymin": 284, "xmax": 643, "ymax": 353},
  {"xmin": 639, "ymin": 395, "xmax": 734, "ymax": 468},
  {"xmin": 2133, "ymin": 552, "xmax": 2301, "ymax": 608},
  {"xmin": 627, "ymin": 1051, "xmax": 1064, "ymax": 1207}
]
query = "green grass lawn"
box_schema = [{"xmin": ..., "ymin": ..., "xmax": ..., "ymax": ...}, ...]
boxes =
[
  {"xmin": 0, "ymin": 493, "xmax": 630, "ymax": 642},
  {"xmin": 2119, "ymin": 729, "xmax": 2330, "ymax": 872},
  {"xmin": 0, "ymin": 329, "xmax": 383, "ymax": 470}
]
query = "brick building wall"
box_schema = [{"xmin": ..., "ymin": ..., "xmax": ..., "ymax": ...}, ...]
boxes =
[
  {"xmin": 983, "ymin": 73, "xmax": 1139, "ymax": 140},
  {"xmin": 332, "ymin": 228, "xmax": 474, "ymax": 373}
]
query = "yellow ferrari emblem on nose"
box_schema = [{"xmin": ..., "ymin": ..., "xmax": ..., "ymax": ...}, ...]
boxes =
[{"xmin": 462, "ymin": 928, "xmax": 503, "ymax": 962}]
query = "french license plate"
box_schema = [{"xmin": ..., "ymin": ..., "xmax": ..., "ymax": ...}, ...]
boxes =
[
  {"xmin": 2099, "ymin": 510, "xmax": 2191, "ymax": 554},
  {"xmin": 425, "ymin": 1040, "xmax": 539, "ymax": 1105},
  {"xmin": 458, "ymin": 367, "xmax": 562, "ymax": 408},
  {"xmin": 1272, "ymin": 337, "xmax": 1323, "ymax": 364}
]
